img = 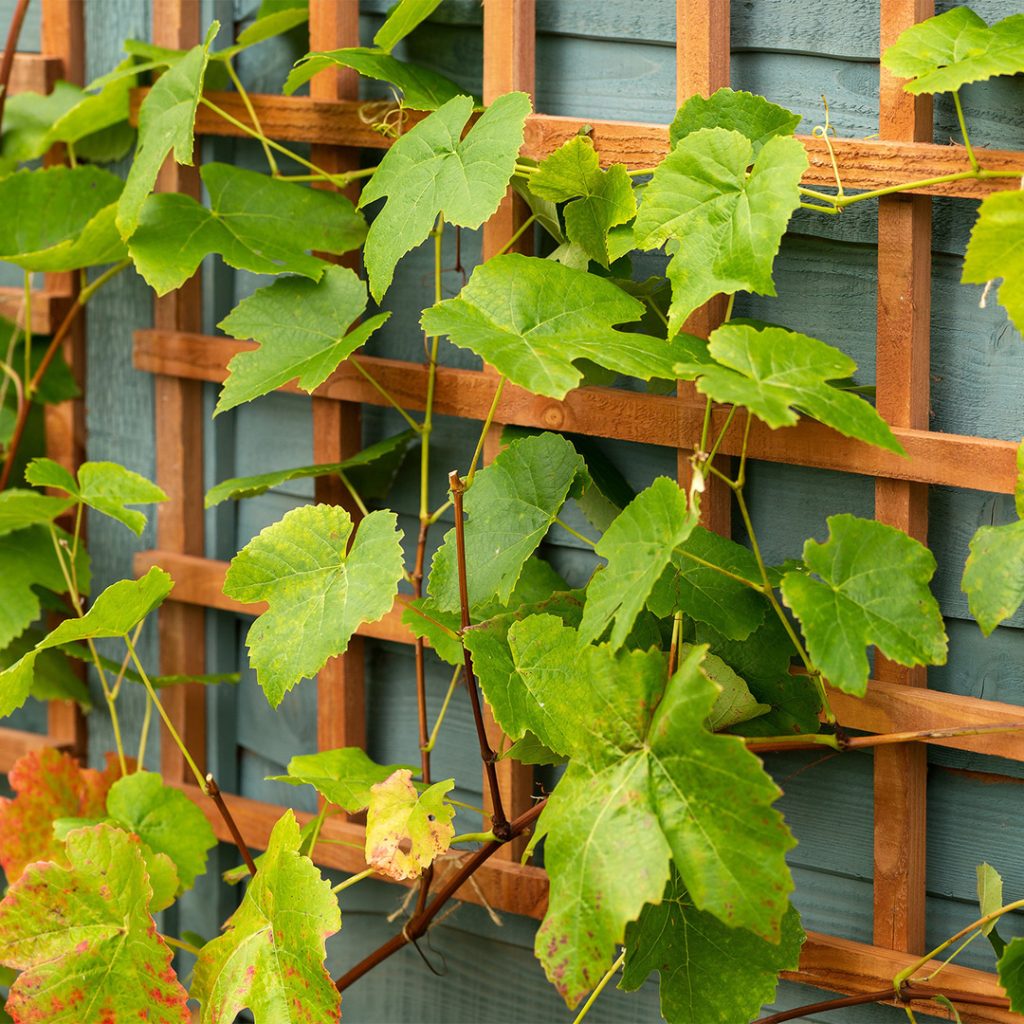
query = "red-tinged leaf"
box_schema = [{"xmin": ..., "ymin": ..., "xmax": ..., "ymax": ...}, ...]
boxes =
[
  {"xmin": 0, "ymin": 749, "xmax": 125, "ymax": 882},
  {"xmin": 0, "ymin": 823, "xmax": 189, "ymax": 1023}
]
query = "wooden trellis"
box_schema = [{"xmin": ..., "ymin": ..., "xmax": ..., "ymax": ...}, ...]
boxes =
[
  {"xmin": 17, "ymin": 0, "xmax": 1024, "ymax": 1018},
  {"xmin": 0, "ymin": 0, "xmax": 86, "ymax": 772}
]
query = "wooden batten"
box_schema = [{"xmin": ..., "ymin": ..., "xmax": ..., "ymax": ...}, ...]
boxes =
[{"xmin": 8, "ymin": 53, "xmax": 61, "ymax": 95}]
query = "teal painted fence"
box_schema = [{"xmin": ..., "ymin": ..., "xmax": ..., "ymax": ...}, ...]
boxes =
[{"xmin": 4, "ymin": 0, "xmax": 1024, "ymax": 1020}]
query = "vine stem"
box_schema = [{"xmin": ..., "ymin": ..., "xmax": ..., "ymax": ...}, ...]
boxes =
[
  {"xmin": 334, "ymin": 798, "xmax": 546, "ymax": 992},
  {"xmin": 492, "ymin": 213, "xmax": 537, "ymax": 258},
  {"xmin": 745, "ymin": 721, "xmax": 1024, "ymax": 754},
  {"xmin": 423, "ymin": 664, "xmax": 461, "ymax": 754},
  {"xmin": 332, "ymin": 867, "xmax": 375, "ymax": 894},
  {"xmin": 952, "ymin": 90, "xmax": 979, "ymax": 173},
  {"xmin": 572, "ymin": 950, "xmax": 626, "ymax": 1024},
  {"xmin": 224, "ymin": 58, "xmax": 277, "ymax": 175},
  {"xmin": 0, "ymin": 0, "xmax": 30, "ymax": 135},
  {"xmin": 161, "ymin": 935, "xmax": 202, "ymax": 957},
  {"xmin": 449, "ymin": 470, "xmax": 509, "ymax": 840},
  {"xmin": 349, "ymin": 357, "xmax": 423, "ymax": 433}
]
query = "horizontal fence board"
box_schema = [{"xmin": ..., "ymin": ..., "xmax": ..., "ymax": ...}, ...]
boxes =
[
  {"xmin": 0, "ymin": 287, "xmax": 72, "ymax": 334},
  {"xmin": 134, "ymin": 330, "xmax": 1019, "ymax": 494},
  {"xmin": 0, "ymin": 726, "xmax": 68, "ymax": 772},
  {"xmin": 128, "ymin": 90, "xmax": 1024, "ymax": 200},
  {"xmin": 9, "ymin": 52, "xmax": 60, "ymax": 94}
]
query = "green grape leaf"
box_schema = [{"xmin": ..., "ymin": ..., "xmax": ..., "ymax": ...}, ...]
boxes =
[
  {"xmin": 962, "ymin": 518, "xmax": 1024, "ymax": 635},
  {"xmin": 205, "ymin": 429, "xmax": 415, "ymax": 507},
  {"xmin": 0, "ymin": 748, "xmax": 117, "ymax": 884},
  {"xmin": 1, "ymin": 630, "xmax": 92, "ymax": 707},
  {"xmin": 695, "ymin": 646, "xmax": 771, "ymax": 731},
  {"xmin": 129, "ymin": 162, "xmax": 367, "ymax": 295},
  {"xmin": 0, "ymin": 489, "xmax": 73, "ymax": 537},
  {"xmin": 0, "ymin": 166, "xmax": 126, "ymax": 271},
  {"xmin": 635, "ymin": 128, "xmax": 807, "ymax": 336},
  {"xmin": 622, "ymin": 870, "xmax": 804, "ymax": 1024},
  {"xmin": 674, "ymin": 323, "xmax": 903, "ymax": 454},
  {"xmin": 999, "ymin": 938, "xmax": 1024, "ymax": 1014},
  {"xmin": 269, "ymin": 747, "xmax": 413, "ymax": 811},
  {"xmin": 670, "ymin": 87, "xmax": 801, "ymax": 152},
  {"xmin": 224, "ymin": 505, "xmax": 404, "ymax": 707},
  {"xmin": 117, "ymin": 23, "xmax": 218, "ymax": 238},
  {"xmin": 428, "ymin": 432, "xmax": 588, "ymax": 611},
  {"xmin": 0, "ymin": 82, "xmax": 83, "ymax": 169},
  {"xmin": 365, "ymin": 770, "xmax": 455, "ymax": 881},
  {"xmin": 0, "ymin": 525, "xmax": 86, "ymax": 654},
  {"xmin": 105, "ymin": 771, "xmax": 216, "ymax": 892},
  {"xmin": 0, "ymin": 567, "xmax": 171, "ymax": 719},
  {"xmin": 374, "ymin": 0, "xmax": 443, "ymax": 50},
  {"xmin": 406, "ymin": 556, "xmax": 568, "ymax": 665},
  {"xmin": 26, "ymin": 457, "xmax": 167, "ymax": 535},
  {"xmin": 503, "ymin": 731, "xmax": 567, "ymax": 765},
  {"xmin": 216, "ymin": 264, "xmax": 389, "ymax": 414},
  {"xmin": 359, "ymin": 92, "xmax": 530, "ymax": 300},
  {"xmin": 49, "ymin": 60, "xmax": 138, "ymax": 153},
  {"xmin": 515, "ymin": 626, "xmax": 793, "ymax": 1004},
  {"xmin": 648, "ymin": 525, "xmax": 769, "ymax": 640},
  {"xmin": 230, "ymin": 5, "xmax": 309, "ymax": 51},
  {"xmin": 963, "ymin": 190, "xmax": 1024, "ymax": 335},
  {"xmin": 285, "ymin": 49, "xmax": 463, "ymax": 110},
  {"xmin": 0, "ymin": 824, "xmax": 189, "ymax": 1022},
  {"xmin": 192, "ymin": 810, "xmax": 341, "ymax": 1024},
  {"xmin": 579, "ymin": 477, "xmax": 697, "ymax": 650},
  {"xmin": 422, "ymin": 254, "xmax": 702, "ymax": 399},
  {"xmin": 881, "ymin": 7, "xmax": 1024, "ymax": 95},
  {"xmin": 976, "ymin": 862, "xmax": 1008, "ymax": 958},
  {"xmin": 781, "ymin": 514, "xmax": 947, "ymax": 696},
  {"xmin": 530, "ymin": 136, "xmax": 636, "ymax": 267}
]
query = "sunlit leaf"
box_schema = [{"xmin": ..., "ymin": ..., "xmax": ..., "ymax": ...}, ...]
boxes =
[
  {"xmin": 365, "ymin": 769, "xmax": 455, "ymax": 881},
  {"xmin": 635, "ymin": 128, "xmax": 806, "ymax": 335},
  {"xmin": 781, "ymin": 515, "xmax": 947, "ymax": 696},
  {"xmin": 216, "ymin": 264, "xmax": 389, "ymax": 414},
  {"xmin": 129, "ymin": 163, "xmax": 367, "ymax": 295},
  {"xmin": 963, "ymin": 517, "xmax": 1024, "ymax": 635},
  {"xmin": 359, "ymin": 92, "xmax": 530, "ymax": 300},
  {"xmin": 0, "ymin": 630, "xmax": 91, "ymax": 707},
  {"xmin": 26, "ymin": 458, "xmax": 167, "ymax": 535},
  {"xmin": 999, "ymin": 938, "xmax": 1024, "ymax": 1014},
  {"xmin": 224, "ymin": 505, "xmax": 404, "ymax": 707},
  {"xmin": 0, "ymin": 490, "xmax": 73, "ymax": 538},
  {"xmin": 962, "ymin": 190, "xmax": 1024, "ymax": 335},
  {"xmin": 428, "ymin": 432, "xmax": 588, "ymax": 611},
  {"xmin": 374, "ymin": 0, "xmax": 443, "ymax": 50},
  {"xmin": 0, "ymin": 824, "xmax": 189, "ymax": 1022},
  {"xmin": 977, "ymin": 862, "xmax": 1007, "ymax": 957},
  {"xmin": 269, "ymin": 747, "xmax": 412, "ymax": 811},
  {"xmin": 422, "ymin": 254, "xmax": 702, "ymax": 399},
  {"xmin": 670, "ymin": 87, "xmax": 801, "ymax": 152},
  {"xmin": 192, "ymin": 810, "xmax": 341, "ymax": 1024}
]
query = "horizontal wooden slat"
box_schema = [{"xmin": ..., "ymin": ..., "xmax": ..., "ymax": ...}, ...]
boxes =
[
  {"xmin": 9, "ymin": 53, "xmax": 61, "ymax": 95},
  {"xmin": 131, "ymin": 89, "xmax": 1024, "ymax": 201},
  {"xmin": 175, "ymin": 782, "xmax": 549, "ymax": 919},
  {"xmin": 0, "ymin": 728, "xmax": 67, "ymax": 773},
  {"xmin": 0, "ymin": 287, "xmax": 73, "ymax": 334},
  {"xmin": 136, "ymin": 550, "xmax": 1024, "ymax": 764},
  {"xmin": 832, "ymin": 680, "xmax": 1024, "ymax": 762},
  {"xmin": 134, "ymin": 330, "xmax": 1019, "ymax": 495},
  {"xmin": 790, "ymin": 932, "xmax": 1014, "ymax": 1024}
]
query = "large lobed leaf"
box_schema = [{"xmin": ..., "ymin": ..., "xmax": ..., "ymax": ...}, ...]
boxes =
[
  {"xmin": 428, "ymin": 432, "xmax": 588, "ymax": 611},
  {"xmin": 421, "ymin": 254, "xmax": 702, "ymax": 399},
  {"xmin": 674, "ymin": 323, "xmax": 903, "ymax": 454},
  {"xmin": 0, "ymin": 824, "xmax": 190, "ymax": 1023},
  {"xmin": 359, "ymin": 92, "xmax": 531, "ymax": 300},
  {"xmin": 224, "ymin": 505, "xmax": 405, "ymax": 706},
  {"xmin": 962, "ymin": 190, "xmax": 1024, "ymax": 336},
  {"xmin": 635, "ymin": 127, "xmax": 807, "ymax": 336},
  {"xmin": 670, "ymin": 87, "xmax": 801, "ymax": 153},
  {"xmin": 216, "ymin": 265, "xmax": 390, "ymax": 414},
  {"xmin": 882, "ymin": 7, "xmax": 1024, "ymax": 95},
  {"xmin": 781, "ymin": 514, "xmax": 947, "ymax": 695},
  {"xmin": 129, "ymin": 163, "xmax": 367, "ymax": 295},
  {"xmin": 192, "ymin": 810, "xmax": 341, "ymax": 1024}
]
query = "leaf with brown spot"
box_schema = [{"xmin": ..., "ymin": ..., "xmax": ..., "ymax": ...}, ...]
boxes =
[{"xmin": 364, "ymin": 769, "xmax": 455, "ymax": 881}]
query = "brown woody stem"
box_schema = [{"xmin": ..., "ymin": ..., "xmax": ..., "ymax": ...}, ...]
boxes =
[
  {"xmin": 204, "ymin": 774, "xmax": 257, "ymax": 878},
  {"xmin": 745, "ymin": 721, "xmax": 1024, "ymax": 755},
  {"xmin": 449, "ymin": 470, "xmax": 509, "ymax": 839},
  {"xmin": 0, "ymin": 0, "xmax": 30, "ymax": 136}
]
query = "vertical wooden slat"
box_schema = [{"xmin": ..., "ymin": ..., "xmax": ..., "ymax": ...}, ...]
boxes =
[
  {"xmin": 675, "ymin": 0, "xmax": 731, "ymax": 535},
  {"xmin": 481, "ymin": 0, "xmax": 536, "ymax": 859},
  {"xmin": 153, "ymin": 0, "xmax": 207, "ymax": 783},
  {"xmin": 40, "ymin": 0, "xmax": 86, "ymax": 757},
  {"xmin": 873, "ymin": 0, "xmax": 933, "ymax": 956},
  {"xmin": 308, "ymin": 0, "xmax": 366, "ymax": 760}
]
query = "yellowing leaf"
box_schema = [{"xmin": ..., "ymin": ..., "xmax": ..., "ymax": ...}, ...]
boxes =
[{"xmin": 365, "ymin": 769, "xmax": 455, "ymax": 881}]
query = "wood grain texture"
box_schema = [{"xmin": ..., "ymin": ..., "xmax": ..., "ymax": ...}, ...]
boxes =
[
  {"xmin": 0, "ymin": 286, "xmax": 72, "ymax": 333},
  {"xmin": 7, "ymin": 52, "xmax": 59, "ymax": 94},
  {"xmin": 134, "ymin": 330, "xmax": 1022, "ymax": 495},
  {"xmin": 871, "ymin": 0, "xmax": 933, "ymax": 957},
  {"xmin": 150, "ymin": 0, "xmax": 206, "ymax": 784},
  {"xmin": 0, "ymin": 729, "xmax": 70, "ymax": 772}
]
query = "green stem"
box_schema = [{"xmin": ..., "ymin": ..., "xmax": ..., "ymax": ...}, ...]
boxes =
[
  {"xmin": 419, "ymin": 214, "xmax": 445, "ymax": 522},
  {"xmin": 423, "ymin": 664, "xmax": 461, "ymax": 754},
  {"xmin": 952, "ymin": 90, "xmax": 978, "ymax": 172},
  {"xmin": 572, "ymin": 950, "xmax": 626, "ymax": 1024},
  {"xmin": 349, "ymin": 358, "xmax": 422, "ymax": 433},
  {"xmin": 800, "ymin": 202, "xmax": 840, "ymax": 215},
  {"xmin": 448, "ymin": 797, "xmax": 488, "ymax": 816},
  {"xmin": 705, "ymin": 404, "xmax": 736, "ymax": 465},
  {"xmin": 451, "ymin": 830, "xmax": 496, "ymax": 845},
  {"xmin": 78, "ymin": 259, "xmax": 131, "ymax": 307},
  {"xmin": 675, "ymin": 548, "xmax": 763, "ymax": 591},
  {"xmin": 304, "ymin": 805, "xmax": 328, "ymax": 858},
  {"xmin": 337, "ymin": 469, "xmax": 369, "ymax": 517},
  {"xmin": 275, "ymin": 166, "xmax": 379, "ymax": 184},
  {"xmin": 162, "ymin": 935, "xmax": 202, "ymax": 957},
  {"xmin": 553, "ymin": 516, "xmax": 597, "ymax": 547},
  {"xmin": 698, "ymin": 394, "xmax": 714, "ymax": 452},
  {"xmin": 332, "ymin": 867, "xmax": 375, "ymax": 894},
  {"xmin": 832, "ymin": 168, "xmax": 1020, "ymax": 209},
  {"xmin": 125, "ymin": 635, "xmax": 206, "ymax": 790},
  {"xmin": 464, "ymin": 376, "xmax": 506, "ymax": 488},
  {"xmin": 137, "ymin": 692, "xmax": 154, "ymax": 768},
  {"xmin": 22, "ymin": 272, "xmax": 31, "ymax": 385},
  {"xmin": 492, "ymin": 214, "xmax": 537, "ymax": 258},
  {"xmin": 225, "ymin": 58, "xmax": 277, "ymax": 175}
]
